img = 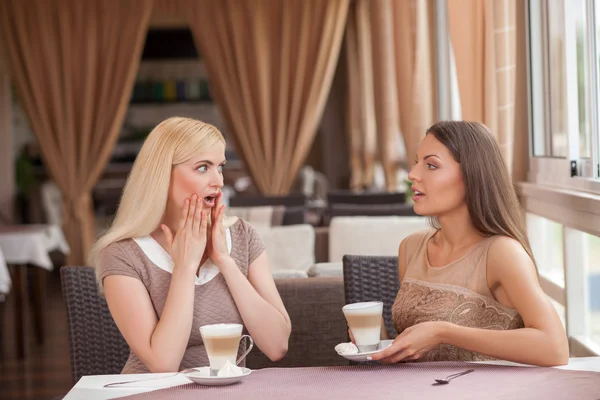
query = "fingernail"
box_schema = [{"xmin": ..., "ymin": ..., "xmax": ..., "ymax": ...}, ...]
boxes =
[{"xmin": 366, "ymin": 357, "xmax": 372, "ymax": 361}]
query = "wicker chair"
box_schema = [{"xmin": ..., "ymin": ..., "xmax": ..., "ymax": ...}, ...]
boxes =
[
  {"xmin": 60, "ymin": 266, "xmax": 129, "ymax": 384},
  {"xmin": 342, "ymin": 255, "xmax": 400, "ymax": 339}
]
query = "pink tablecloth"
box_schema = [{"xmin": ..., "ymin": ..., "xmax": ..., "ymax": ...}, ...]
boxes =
[{"xmin": 116, "ymin": 362, "xmax": 600, "ymax": 400}]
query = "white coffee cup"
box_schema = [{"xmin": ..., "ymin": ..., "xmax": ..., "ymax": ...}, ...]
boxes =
[
  {"xmin": 342, "ymin": 301, "xmax": 383, "ymax": 352},
  {"xmin": 199, "ymin": 323, "xmax": 253, "ymax": 375}
]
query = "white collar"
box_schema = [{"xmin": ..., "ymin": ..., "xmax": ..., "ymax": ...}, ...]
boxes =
[{"xmin": 133, "ymin": 228, "xmax": 232, "ymax": 286}]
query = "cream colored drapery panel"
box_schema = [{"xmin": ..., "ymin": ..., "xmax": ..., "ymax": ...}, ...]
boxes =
[
  {"xmin": 344, "ymin": 0, "xmax": 436, "ymax": 191},
  {"xmin": 448, "ymin": 0, "xmax": 517, "ymax": 175},
  {"xmin": 344, "ymin": 0, "xmax": 377, "ymax": 191},
  {"xmin": 183, "ymin": 0, "xmax": 349, "ymax": 195},
  {"xmin": 393, "ymin": 0, "xmax": 436, "ymax": 174},
  {"xmin": 0, "ymin": 0, "xmax": 153, "ymax": 265},
  {"xmin": 370, "ymin": 0, "xmax": 402, "ymax": 192}
]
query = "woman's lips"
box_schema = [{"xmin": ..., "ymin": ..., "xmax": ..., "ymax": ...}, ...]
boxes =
[
  {"xmin": 203, "ymin": 196, "xmax": 216, "ymax": 207},
  {"xmin": 412, "ymin": 189, "xmax": 425, "ymax": 201}
]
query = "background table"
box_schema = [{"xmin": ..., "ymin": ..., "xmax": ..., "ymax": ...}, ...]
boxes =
[
  {"xmin": 0, "ymin": 247, "xmax": 9, "ymax": 294},
  {"xmin": 0, "ymin": 224, "xmax": 69, "ymax": 358}
]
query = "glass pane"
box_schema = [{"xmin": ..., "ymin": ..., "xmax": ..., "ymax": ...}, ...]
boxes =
[
  {"xmin": 526, "ymin": 213, "xmax": 565, "ymax": 286},
  {"xmin": 549, "ymin": 297, "xmax": 567, "ymax": 329},
  {"xmin": 597, "ymin": 0, "xmax": 600, "ymax": 168},
  {"xmin": 583, "ymin": 232, "xmax": 600, "ymax": 344},
  {"xmin": 547, "ymin": 0, "xmax": 568, "ymax": 157},
  {"xmin": 574, "ymin": 0, "xmax": 591, "ymax": 158},
  {"xmin": 529, "ymin": 0, "xmax": 548, "ymax": 156}
]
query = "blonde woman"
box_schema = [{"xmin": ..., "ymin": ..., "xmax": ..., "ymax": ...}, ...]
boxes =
[{"xmin": 90, "ymin": 117, "xmax": 291, "ymax": 373}]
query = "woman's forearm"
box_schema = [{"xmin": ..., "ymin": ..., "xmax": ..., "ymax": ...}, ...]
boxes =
[
  {"xmin": 219, "ymin": 258, "xmax": 291, "ymax": 361},
  {"xmin": 440, "ymin": 322, "xmax": 569, "ymax": 367},
  {"xmin": 146, "ymin": 268, "xmax": 196, "ymax": 372}
]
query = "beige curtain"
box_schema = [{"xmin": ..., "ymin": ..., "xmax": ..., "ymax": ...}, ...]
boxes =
[
  {"xmin": 370, "ymin": 0, "xmax": 402, "ymax": 192},
  {"xmin": 449, "ymin": 0, "xmax": 517, "ymax": 175},
  {"xmin": 183, "ymin": 0, "xmax": 349, "ymax": 195},
  {"xmin": 0, "ymin": 0, "xmax": 153, "ymax": 265},
  {"xmin": 344, "ymin": 0, "xmax": 436, "ymax": 191},
  {"xmin": 344, "ymin": 0, "xmax": 377, "ymax": 191},
  {"xmin": 393, "ymin": 0, "xmax": 436, "ymax": 171}
]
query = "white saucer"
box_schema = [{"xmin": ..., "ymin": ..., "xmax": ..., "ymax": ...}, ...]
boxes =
[
  {"xmin": 336, "ymin": 340, "xmax": 393, "ymax": 362},
  {"xmin": 182, "ymin": 367, "xmax": 252, "ymax": 386}
]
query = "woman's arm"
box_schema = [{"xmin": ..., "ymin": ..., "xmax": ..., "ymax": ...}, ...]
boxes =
[
  {"xmin": 218, "ymin": 252, "xmax": 291, "ymax": 361},
  {"xmin": 104, "ymin": 268, "xmax": 197, "ymax": 372},
  {"xmin": 438, "ymin": 236, "xmax": 569, "ymax": 366},
  {"xmin": 372, "ymin": 236, "xmax": 569, "ymax": 366}
]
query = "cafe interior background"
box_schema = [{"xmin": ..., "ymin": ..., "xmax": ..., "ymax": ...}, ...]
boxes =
[{"xmin": 0, "ymin": 0, "xmax": 599, "ymax": 398}]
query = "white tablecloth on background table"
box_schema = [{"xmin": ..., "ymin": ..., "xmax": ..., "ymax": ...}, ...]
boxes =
[
  {"xmin": 0, "ymin": 224, "xmax": 69, "ymax": 271},
  {"xmin": 0, "ymin": 248, "xmax": 10, "ymax": 294}
]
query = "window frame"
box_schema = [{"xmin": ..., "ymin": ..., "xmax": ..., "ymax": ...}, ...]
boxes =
[{"xmin": 527, "ymin": 0, "xmax": 600, "ymax": 189}]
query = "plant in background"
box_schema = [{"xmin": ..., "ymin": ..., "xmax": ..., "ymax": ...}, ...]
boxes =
[
  {"xmin": 404, "ymin": 179, "xmax": 414, "ymax": 204},
  {"xmin": 15, "ymin": 151, "xmax": 36, "ymax": 196}
]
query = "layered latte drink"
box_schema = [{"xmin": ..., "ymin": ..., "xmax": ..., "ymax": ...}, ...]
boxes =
[
  {"xmin": 342, "ymin": 302, "xmax": 383, "ymax": 352},
  {"xmin": 200, "ymin": 323, "xmax": 244, "ymax": 373}
]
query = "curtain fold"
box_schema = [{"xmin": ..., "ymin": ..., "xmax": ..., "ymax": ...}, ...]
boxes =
[
  {"xmin": 344, "ymin": 0, "xmax": 377, "ymax": 191},
  {"xmin": 449, "ymin": 0, "xmax": 517, "ymax": 175},
  {"xmin": 344, "ymin": 0, "xmax": 436, "ymax": 191},
  {"xmin": 370, "ymin": 0, "xmax": 401, "ymax": 192},
  {"xmin": 0, "ymin": 0, "xmax": 153, "ymax": 265},
  {"xmin": 393, "ymin": 0, "xmax": 436, "ymax": 170},
  {"xmin": 183, "ymin": 0, "xmax": 349, "ymax": 195}
]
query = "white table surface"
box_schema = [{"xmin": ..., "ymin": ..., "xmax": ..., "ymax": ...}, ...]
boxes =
[
  {"xmin": 0, "ymin": 224, "xmax": 69, "ymax": 271},
  {"xmin": 0, "ymin": 247, "xmax": 9, "ymax": 294},
  {"xmin": 63, "ymin": 357, "xmax": 600, "ymax": 400}
]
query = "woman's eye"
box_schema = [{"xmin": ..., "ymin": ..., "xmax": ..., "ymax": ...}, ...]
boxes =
[
  {"xmin": 427, "ymin": 164, "xmax": 437, "ymax": 170},
  {"xmin": 197, "ymin": 165, "xmax": 208, "ymax": 172},
  {"xmin": 218, "ymin": 165, "xmax": 224, "ymax": 173}
]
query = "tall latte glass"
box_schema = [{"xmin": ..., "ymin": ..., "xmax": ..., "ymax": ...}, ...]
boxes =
[
  {"xmin": 200, "ymin": 323, "xmax": 253, "ymax": 375},
  {"xmin": 342, "ymin": 301, "xmax": 383, "ymax": 352}
]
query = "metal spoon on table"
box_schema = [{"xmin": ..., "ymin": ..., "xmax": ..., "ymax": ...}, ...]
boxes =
[{"xmin": 434, "ymin": 369, "xmax": 475, "ymax": 385}]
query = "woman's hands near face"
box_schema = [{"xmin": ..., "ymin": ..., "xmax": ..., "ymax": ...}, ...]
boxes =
[
  {"xmin": 160, "ymin": 194, "xmax": 208, "ymax": 274},
  {"xmin": 208, "ymin": 191, "xmax": 230, "ymax": 266}
]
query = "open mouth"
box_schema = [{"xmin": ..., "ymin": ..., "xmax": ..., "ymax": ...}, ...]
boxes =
[
  {"xmin": 412, "ymin": 189, "xmax": 425, "ymax": 200},
  {"xmin": 203, "ymin": 194, "xmax": 217, "ymax": 207}
]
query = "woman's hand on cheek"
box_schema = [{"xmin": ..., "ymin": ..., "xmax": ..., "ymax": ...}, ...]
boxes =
[
  {"xmin": 160, "ymin": 194, "xmax": 208, "ymax": 274},
  {"xmin": 208, "ymin": 192, "xmax": 230, "ymax": 266}
]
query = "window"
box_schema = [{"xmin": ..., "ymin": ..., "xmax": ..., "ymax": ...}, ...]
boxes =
[
  {"xmin": 582, "ymin": 231, "xmax": 600, "ymax": 344},
  {"xmin": 526, "ymin": 213, "xmax": 564, "ymax": 287},
  {"xmin": 528, "ymin": 0, "xmax": 600, "ymax": 187},
  {"xmin": 524, "ymin": 0, "xmax": 600, "ymax": 356}
]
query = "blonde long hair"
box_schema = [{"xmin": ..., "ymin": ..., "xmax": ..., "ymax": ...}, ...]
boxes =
[{"xmin": 90, "ymin": 117, "xmax": 227, "ymax": 282}]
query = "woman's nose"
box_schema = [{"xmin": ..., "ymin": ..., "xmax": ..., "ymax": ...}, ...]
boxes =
[
  {"xmin": 211, "ymin": 171, "xmax": 224, "ymax": 188},
  {"xmin": 408, "ymin": 166, "xmax": 419, "ymax": 182}
]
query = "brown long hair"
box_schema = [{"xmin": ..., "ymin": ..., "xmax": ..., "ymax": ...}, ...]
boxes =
[{"xmin": 426, "ymin": 120, "xmax": 536, "ymax": 268}]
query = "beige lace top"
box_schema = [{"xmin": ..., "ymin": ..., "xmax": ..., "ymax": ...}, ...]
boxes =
[{"xmin": 391, "ymin": 229, "xmax": 524, "ymax": 361}]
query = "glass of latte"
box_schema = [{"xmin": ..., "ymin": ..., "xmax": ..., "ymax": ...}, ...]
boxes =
[
  {"xmin": 342, "ymin": 301, "xmax": 383, "ymax": 352},
  {"xmin": 200, "ymin": 323, "xmax": 254, "ymax": 375}
]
